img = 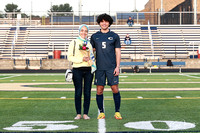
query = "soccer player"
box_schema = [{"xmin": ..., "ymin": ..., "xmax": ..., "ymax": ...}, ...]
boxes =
[{"xmin": 90, "ymin": 13, "xmax": 122, "ymax": 120}]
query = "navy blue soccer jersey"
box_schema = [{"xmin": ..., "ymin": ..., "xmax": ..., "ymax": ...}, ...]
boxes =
[{"xmin": 90, "ymin": 30, "xmax": 121, "ymax": 70}]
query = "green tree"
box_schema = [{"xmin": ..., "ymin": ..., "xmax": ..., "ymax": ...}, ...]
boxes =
[
  {"xmin": 4, "ymin": 3, "xmax": 21, "ymax": 18},
  {"xmin": 49, "ymin": 3, "xmax": 73, "ymax": 16},
  {"xmin": 132, "ymin": 9, "xmax": 138, "ymax": 12},
  {"xmin": 21, "ymin": 13, "xmax": 28, "ymax": 18},
  {"xmin": 0, "ymin": 11, "xmax": 4, "ymax": 18},
  {"xmin": 4, "ymin": 3, "xmax": 21, "ymax": 12}
]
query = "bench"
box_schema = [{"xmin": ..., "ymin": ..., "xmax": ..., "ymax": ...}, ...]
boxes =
[{"xmin": 120, "ymin": 61, "xmax": 186, "ymax": 73}]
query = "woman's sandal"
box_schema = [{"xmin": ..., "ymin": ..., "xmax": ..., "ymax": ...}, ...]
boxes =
[
  {"xmin": 83, "ymin": 114, "xmax": 90, "ymax": 120},
  {"xmin": 74, "ymin": 114, "xmax": 81, "ymax": 120}
]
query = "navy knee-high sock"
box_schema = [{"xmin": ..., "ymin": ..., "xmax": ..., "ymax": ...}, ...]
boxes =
[
  {"xmin": 96, "ymin": 94, "xmax": 104, "ymax": 113},
  {"xmin": 113, "ymin": 92, "xmax": 121, "ymax": 112}
]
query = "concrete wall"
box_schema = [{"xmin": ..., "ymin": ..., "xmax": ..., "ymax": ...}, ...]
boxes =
[
  {"xmin": 0, "ymin": 59, "xmax": 200, "ymax": 70},
  {"xmin": 42, "ymin": 59, "xmax": 72, "ymax": 70},
  {"xmin": 0, "ymin": 59, "xmax": 14, "ymax": 69},
  {"xmin": 185, "ymin": 59, "xmax": 200, "ymax": 68}
]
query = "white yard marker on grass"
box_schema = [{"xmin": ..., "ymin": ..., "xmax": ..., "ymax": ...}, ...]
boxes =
[
  {"xmin": 60, "ymin": 97, "xmax": 66, "ymax": 99},
  {"xmin": 119, "ymin": 76, "xmax": 128, "ymax": 78},
  {"xmin": 176, "ymin": 96, "xmax": 182, "ymax": 99},
  {"xmin": 98, "ymin": 111, "xmax": 106, "ymax": 133},
  {"xmin": 21, "ymin": 97, "xmax": 28, "ymax": 99},
  {"xmin": 137, "ymin": 96, "xmax": 143, "ymax": 99},
  {"xmin": 98, "ymin": 101, "xmax": 106, "ymax": 133}
]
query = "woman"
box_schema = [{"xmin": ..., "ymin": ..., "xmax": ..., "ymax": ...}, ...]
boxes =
[{"xmin": 67, "ymin": 24, "xmax": 95, "ymax": 120}]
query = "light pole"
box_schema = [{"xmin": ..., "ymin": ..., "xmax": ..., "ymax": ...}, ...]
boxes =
[
  {"xmin": 134, "ymin": 0, "xmax": 136, "ymax": 12},
  {"xmin": 194, "ymin": 0, "xmax": 197, "ymax": 25},
  {"xmin": 79, "ymin": 0, "xmax": 82, "ymax": 24},
  {"xmin": 161, "ymin": 0, "xmax": 163, "ymax": 15},
  {"xmin": 109, "ymin": 0, "xmax": 110, "ymax": 15},
  {"xmin": 30, "ymin": 1, "xmax": 32, "ymax": 25}
]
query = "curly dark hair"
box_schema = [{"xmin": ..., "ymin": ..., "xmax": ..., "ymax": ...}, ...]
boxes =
[{"xmin": 96, "ymin": 13, "xmax": 113, "ymax": 26}]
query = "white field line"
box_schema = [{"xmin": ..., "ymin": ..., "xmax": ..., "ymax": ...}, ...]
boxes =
[
  {"xmin": 98, "ymin": 117, "xmax": 106, "ymax": 133},
  {"xmin": 0, "ymin": 74, "xmax": 64, "ymax": 76},
  {"xmin": 120, "ymin": 73, "xmax": 200, "ymax": 76},
  {"xmin": 181, "ymin": 74, "xmax": 200, "ymax": 79},
  {"xmin": 120, "ymin": 82, "xmax": 200, "ymax": 83},
  {"xmin": 98, "ymin": 101, "xmax": 106, "ymax": 133},
  {"xmin": 0, "ymin": 75, "xmax": 21, "ymax": 80}
]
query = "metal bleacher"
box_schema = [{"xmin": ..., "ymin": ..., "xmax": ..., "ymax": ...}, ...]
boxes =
[
  {"xmin": 0, "ymin": 27, "xmax": 11, "ymax": 58},
  {"xmin": 157, "ymin": 26, "xmax": 200, "ymax": 59},
  {"xmin": 121, "ymin": 25, "xmax": 200, "ymax": 60},
  {"xmin": 0, "ymin": 25, "xmax": 200, "ymax": 60}
]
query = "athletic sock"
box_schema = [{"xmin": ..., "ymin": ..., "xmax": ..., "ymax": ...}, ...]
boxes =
[
  {"xmin": 96, "ymin": 94, "xmax": 104, "ymax": 113},
  {"xmin": 113, "ymin": 92, "xmax": 121, "ymax": 112}
]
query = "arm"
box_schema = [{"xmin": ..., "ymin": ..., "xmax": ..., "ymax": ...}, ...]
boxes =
[
  {"xmin": 90, "ymin": 35, "xmax": 96, "ymax": 58},
  {"xmin": 113, "ymin": 48, "xmax": 121, "ymax": 76}
]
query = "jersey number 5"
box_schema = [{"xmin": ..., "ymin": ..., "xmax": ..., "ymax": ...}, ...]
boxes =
[{"xmin": 102, "ymin": 42, "xmax": 106, "ymax": 49}]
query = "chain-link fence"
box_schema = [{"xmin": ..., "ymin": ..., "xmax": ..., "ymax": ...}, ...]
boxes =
[{"xmin": 0, "ymin": 11, "xmax": 200, "ymax": 26}]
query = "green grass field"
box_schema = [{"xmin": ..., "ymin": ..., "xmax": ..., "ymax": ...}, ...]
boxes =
[{"xmin": 1, "ymin": 73, "xmax": 200, "ymax": 132}]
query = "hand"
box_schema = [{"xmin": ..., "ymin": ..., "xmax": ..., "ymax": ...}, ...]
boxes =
[
  {"xmin": 113, "ymin": 67, "xmax": 120, "ymax": 76},
  {"xmin": 88, "ymin": 60, "xmax": 93, "ymax": 66},
  {"xmin": 83, "ymin": 57, "xmax": 90, "ymax": 62}
]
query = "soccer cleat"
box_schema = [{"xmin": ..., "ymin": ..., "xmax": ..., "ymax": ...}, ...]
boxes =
[
  {"xmin": 97, "ymin": 113, "xmax": 105, "ymax": 119},
  {"xmin": 114, "ymin": 112, "xmax": 122, "ymax": 120}
]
